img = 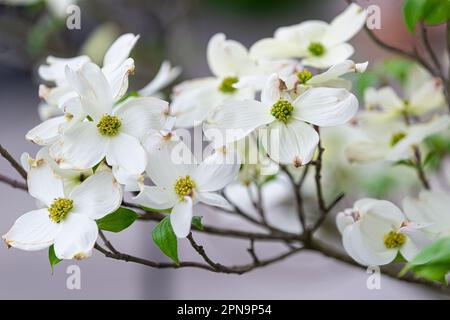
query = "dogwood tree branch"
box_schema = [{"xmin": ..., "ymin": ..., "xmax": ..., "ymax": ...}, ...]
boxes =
[
  {"xmin": 0, "ymin": 174, "xmax": 27, "ymax": 190},
  {"xmin": 0, "ymin": 144, "xmax": 27, "ymax": 180},
  {"xmin": 413, "ymin": 146, "xmax": 431, "ymax": 190}
]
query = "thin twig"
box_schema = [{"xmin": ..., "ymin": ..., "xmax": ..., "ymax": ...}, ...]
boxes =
[
  {"xmin": 0, "ymin": 144, "xmax": 27, "ymax": 180},
  {"xmin": 0, "ymin": 174, "xmax": 27, "ymax": 190},
  {"xmin": 187, "ymin": 233, "xmax": 224, "ymax": 270},
  {"xmin": 247, "ymin": 239, "xmax": 260, "ymax": 264},
  {"xmin": 413, "ymin": 146, "xmax": 431, "ymax": 190}
]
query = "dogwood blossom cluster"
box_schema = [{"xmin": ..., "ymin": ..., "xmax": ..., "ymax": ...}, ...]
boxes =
[{"xmin": 6, "ymin": 2, "xmax": 448, "ymax": 273}]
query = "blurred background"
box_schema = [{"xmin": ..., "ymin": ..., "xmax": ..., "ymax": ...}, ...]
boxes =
[{"xmin": 0, "ymin": 0, "xmax": 447, "ymax": 299}]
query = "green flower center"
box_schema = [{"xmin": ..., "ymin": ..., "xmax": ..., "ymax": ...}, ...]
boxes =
[
  {"xmin": 383, "ymin": 231, "xmax": 406, "ymax": 249},
  {"xmin": 48, "ymin": 197, "xmax": 73, "ymax": 223},
  {"xmin": 308, "ymin": 42, "xmax": 325, "ymax": 56},
  {"xmin": 271, "ymin": 99, "xmax": 294, "ymax": 123},
  {"xmin": 97, "ymin": 115, "xmax": 122, "ymax": 136},
  {"xmin": 174, "ymin": 175, "xmax": 196, "ymax": 200},
  {"xmin": 219, "ymin": 77, "xmax": 239, "ymax": 93},
  {"xmin": 296, "ymin": 68, "xmax": 313, "ymax": 84},
  {"xmin": 390, "ymin": 131, "xmax": 407, "ymax": 146}
]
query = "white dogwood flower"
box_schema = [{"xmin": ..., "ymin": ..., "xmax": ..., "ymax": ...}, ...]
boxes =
[
  {"xmin": 346, "ymin": 115, "xmax": 450, "ymax": 163},
  {"xmin": 205, "ymin": 73, "xmax": 358, "ymax": 166},
  {"xmin": 171, "ymin": 33, "xmax": 295, "ymax": 127},
  {"xmin": 133, "ymin": 143, "xmax": 239, "ymax": 238},
  {"xmin": 51, "ymin": 62, "xmax": 169, "ymax": 174},
  {"xmin": 2, "ymin": 161, "xmax": 121, "ymax": 260},
  {"xmin": 337, "ymin": 198, "xmax": 428, "ymax": 266},
  {"xmin": 250, "ymin": 4, "xmax": 367, "ymax": 68}
]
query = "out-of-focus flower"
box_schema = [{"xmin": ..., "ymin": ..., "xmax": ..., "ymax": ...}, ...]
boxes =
[
  {"xmin": 133, "ymin": 144, "xmax": 239, "ymax": 238},
  {"xmin": 250, "ymin": 4, "xmax": 367, "ymax": 69},
  {"xmin": 337, "ymin": 198, "xmax": 428, "ymax": 265},
  {"xmin": 139, "ymin": 61, "xmax": 182, "ymax": 97},
  {"xmin": 2, "ymin": 162, "xmax": 121, "ymax": 260},
  {"xmin": 346, "ymin": 115, "xmax": 450, "ymax": 163},
  {"xmin": 364, "ymin": 67, "xmax": 445, "ymax": 122},
  {"xmin": 206, "ymin": 73, "xmax": 358, "ymax": 166},
  {"xmin": 403, "ymin": 191, "xmax": 450, "ymax": 239},
  {"xmin": 171, "ymin": 33, "xmax": 295, "ymax": 128}
]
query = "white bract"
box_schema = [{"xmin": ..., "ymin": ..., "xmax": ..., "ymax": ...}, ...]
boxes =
[
  {"xmin": 133, "ymin": 142, "xmax": 239, "ymax": 238},
  {"xmin": 250, "ymin": 4, "xmax": 367, "ymax": 68},
  {"xmin": 171, "ymin": 33, "xmax": 295, "ymax": 128},
  {"xmin": 2, "ymin": 161, "xmax": 121, "ymax": 260},
  {"xmin": 51, "ymin": 62, "xmax": 169, "ymax": 174},
  {"xmin": 285, "ymin": 60, "xmax": 368, "ymax": 94},
  {"xmin": 138, "ymin": 61, "xmax": 182, "ymax": 97},
  {"xmin": 205, "ymin": 73, "xmax": 358, "ymax": 166},
  {"xmin": 403, "ymin": 191, "xmax": 450, "ymax": 239},
  {"xmin": 337, "ymin": 198, "xmax": 428, "ymax": 266}
]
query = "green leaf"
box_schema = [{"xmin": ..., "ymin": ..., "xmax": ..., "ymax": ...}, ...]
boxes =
[
  {"xmin": 402, "ymin": 0, "xmax": 427, "ymax": 32},
  {"xmin": 422, "ymin": 0, "xmax": 450, "ymax": 25},
  {"xmin": 192, "ymin": 216, "xmax": 204, "ymax": 231},
  {"xmin": 152, "ymin": 217, "xmax": 179, "ymax": 264},
  {"xmin": 401, "ymin": 237, "xmax": 450, "ymax": 283},
  {"xmin": 48, "ymin": 245, "xmax": 61, "ymax": 274},
  {"xmin": 96, "ymin": 207, "xmax": 139, "ymax": 232}
]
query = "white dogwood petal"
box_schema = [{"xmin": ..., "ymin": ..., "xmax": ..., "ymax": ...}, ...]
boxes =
[
  {"xmin": 261, "ymin": 120, "xmax": 319, "ymax": 166},
  {"xmin": 102, "ymin": 33, "xmax": 139, "ymax": 73},
  {"xmin": 249, "ymin": 38, "xmax": 303, "ymax": 60},
  {"xmin": 56, "ymin": 122, "xmax": 108, "ymax": 170},
  {"xmin": 138, "ymin": 60, "xmax": 181, "ymax": 97},
  {"xmin": 26, "ymin": 116, "xmax": 66, "ymax": 146},
  {"xmin": 106, "ymin": 133, "xmax": 146, "ymax": 175},
  {"xmin": 70, "ymin": 171, "xmax": 122, "ymax": 220},
  {"xmin": 65, "ymin": 62, "xmax": 113, "ymax": 120},
  {"xmin": 302, "ymin": 43, "xmax": 354, "ymax": 69},
  {"xmin": 54, "ymin": 214, "xmax": 98, "ymax": 260},
  {"xmin": 170, "ymin": 197, "xmax": 193, "ymax": 238},
  {"xmin": 28, "ymin": 160, "xmax": 65, "ymax": 206},
  {"xmin": 197, "ymin": 192, "xmax": 231, "ymax": 209},
  {"xmin": 325, "ymin": 3, "xmax": 367, "ymax": 46},
  {"xmin": 207, "ymin": 33, "xmax": 252, "ymax": 77},
  {"xmin": 293, "ymin": 87, "xmax": 358, "ymax": 126},
  {"xmin": 193, "ymin": 152, "xmax": 239, "ymax": 192},
  {"xmin": 114, "ymin": 97, "xmax": 169, "ymax": 140},
  {"xmin": 2, "ymin": 209, "xmax": 60, "ymax": 251},
  {"xmin": 133, "ymin": 186, "xmax": 178, "ymax": 210}
]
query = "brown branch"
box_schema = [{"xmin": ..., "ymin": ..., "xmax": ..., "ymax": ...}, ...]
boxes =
[
  {"xmin": 94, "ymin": 240, "xmax": 304, "ymax": 275},
  {"xmin": 187, "ymin": 233, "xmax": 225, "ymax": 271},
  {"xmin": 282, "ymin": 165, "xmax": 308, "ymax": 240},
  {"xmin": 0, "ymin": 144, "xmax": 27, "ymax": 180},
  {"xmin": 420, "ymin": 22, "xmax": 443, "ymax": 76},
  {"xmin": 413, "ymin": 146, "xmax": 431, "ymax": 190},
  {"xmin": 0, "ymin": 173, "xmax": 27, "ymax": 190}
]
